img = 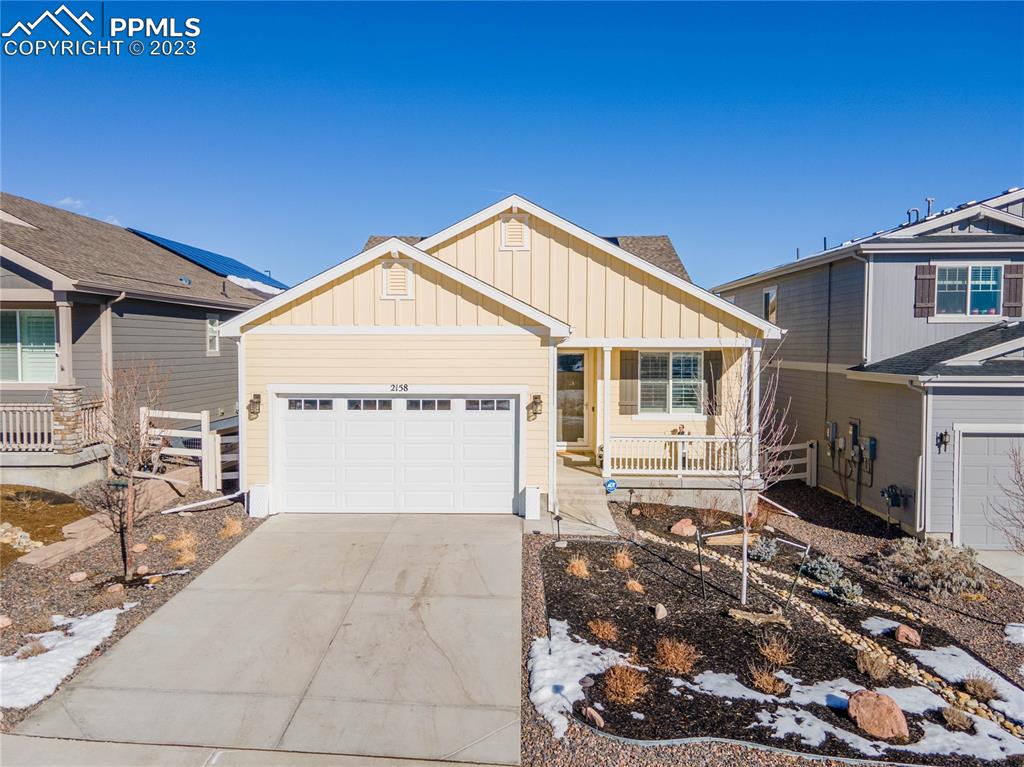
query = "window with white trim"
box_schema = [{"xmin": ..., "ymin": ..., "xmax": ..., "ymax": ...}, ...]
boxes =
[
  {"xmin": 936, "ymin": 265, "xmax": 1003, "ymax": 316},
  {"xmin": 0, "ymin": 309, "xmax": 56, "ymax": 383},
  {"xmin": 381, "ymin": 261, "xmax": 413, "ymax": 299},
  {"xmin": 465, "ymin": 398, "xmax": 511, "ymax": 411},
  {"xmin": 346, "ymin": 399, "xmax": 393, "ymax": 411},
  {"xmin": 639, "ymin": 351, "xmax": 704, "ymax": 415},
  {"xmin": 762, "ymin": 286, "xmax": 777, "ymax": 323},
  {"xmin": 206, "ymin": 314, "xmax": 220, "ymax": 355},
  {"xmin": 288, "ymin": 399, "xmax": 334, "ymax": 410},
  {"xmin": 500, "ymin": 214, "xmax": 530, "ymax": 251}
]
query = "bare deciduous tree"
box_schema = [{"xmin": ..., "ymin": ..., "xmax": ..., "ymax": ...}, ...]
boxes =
[
  {"xmin": 94, "ymin": 363, "xmax": 165, "ymax": 579},
  {"xmin": 990, "ymin": 441, "xmax": 1024, "ymax": 556},
  {"xmin": 709, "ymin": 345, "xmax": 793, "ymax": 605}
]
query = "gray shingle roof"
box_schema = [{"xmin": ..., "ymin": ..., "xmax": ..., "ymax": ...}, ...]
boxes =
[
  {"xmin": 1, "ymin": 193, "xmax": 266, "ymax": 308},
  {"xmin": 850, "ymin": 322, "xmax": 1024, "ymax": 378},
  {"xmin": 363, "ymin": 234, "xmax": 690, "ymax": 281}
]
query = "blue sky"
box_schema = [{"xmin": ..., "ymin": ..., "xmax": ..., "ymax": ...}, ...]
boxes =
[{"xmin": 2, "ymin": 1, "xmax": 1022, "ymax": 288}]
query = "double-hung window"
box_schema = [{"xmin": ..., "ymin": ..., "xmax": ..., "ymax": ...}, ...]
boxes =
[
  {"xmin": 206, "ymin": 314, "xmax": 220, "ymax": 355},
  {"xmin": 639, "ymin": 351, "xmax": 704, "ymax": 415},
  {"xmin": 936, "ymin": 265, "xmax": 1002, "ymax": 316},
  {"xmin": 0, "ymin": 309, "xmax": 57, "ymax": 383}
]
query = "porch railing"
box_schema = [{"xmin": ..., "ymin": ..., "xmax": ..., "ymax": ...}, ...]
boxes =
[
  {"xmin": 0, "ymin": 403, "xmax": 54, "ymax": 452},
  {"xmin": 81, "ymin": 399, "xmax": 104, "ymax": 447},
  {"xmin": 605, "ymin": 434, "xmax": 751, "ymax": 476}
]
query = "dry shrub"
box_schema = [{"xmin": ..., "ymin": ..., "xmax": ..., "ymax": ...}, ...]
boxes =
[
  {"xmin": 566, "ymin": 554, "xmax": 590, "ymax": 579},
  {"xmin": 942, "ymin": 706, "xmax": 974, "ymax": 732},
  {"xmin": 19, "ymin": 613, "xmax": 54, "ymax": 634},
  {"xmin": 588, "ymin": 619, "xmax": 619, "ymax": 643},
  {"xmin": 218, "ymin": 516, "xmax": 242, "ymax": 539},
  {"xmin": 747, "ymin": 502, "xmax": 772, "ymax": 532},
  {"xmin": 635, "ymin": 490, "xmax": 671, "ymax": 519},
  {"xmin": 695, "ymin": 503, "xmax": 725, "ymax": 531},
  {"xmin": 611, "ymin": 546, "xmax": 635, "ymax": 571},
  {"xmin": 856, "ymin": 650, "xmax": 891, "ymax": 683},
  {"xmin": 7, "ymin": 490, "xmax": 43, "ymax": 515},
  {"xmin": 963, "ymin": 675, "xmax": 998, "ymax": 702},
  {"xmin": 654, "ymin": 637, "xmax": 702, "ymax": 674},
  {"xmin": 625, "ymin": 578, "xmax": 645, "ymax": 594},
  {"xmin": 603, "ymin": 665, "xmax": 650, "ymax": 705},
  {"xmin": 17, "ymin": 640, "xmax": 49, "ymax": 659},
  {"xmin": 866, "ymin": 538, "xmax": 987, "ymax": 598},
  {"xmin": 169, "ymin": 529, "xmax": 198, "ymax": 566},
  {"xmin": 747, "ymin": 661, "xmax": 789, "ymax": 695},
  {"xmin": 89, "ymin": 590, "xmax": 125, "ymax": 610},
  {"xmin": 757, "ymin": 631, "xmax": 796, "ymax": 667}
]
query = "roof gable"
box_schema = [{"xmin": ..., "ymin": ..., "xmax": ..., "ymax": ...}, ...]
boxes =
[{"xmin": 220, "ymin": 238, "xmax": 571, "ymax": 337}]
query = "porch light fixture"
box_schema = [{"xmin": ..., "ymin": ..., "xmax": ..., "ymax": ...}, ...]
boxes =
[
  {"xmin": 935, "ymin": 430, "xmax": 950, "ymax": 454},
  {"xmin": 247, "ymin": 393, "xmax": 262, "ymax": 420},
  {"xmin": 528, "ymin": 394, "xmax": 543, "ymax": 418}
]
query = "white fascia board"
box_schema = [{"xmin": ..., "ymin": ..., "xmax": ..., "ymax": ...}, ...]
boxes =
[
  {"xmin": 882, "ymin": 204, "xmax": 1024, "ymax": 238},
  {"xmin": 415, "ymin": 195, "xmax": 782, "ymax": 340},
  {"xmin": 921, "ymin": 376, "xmax": 1024, "ymax": 387},
  {"xmin": 979, "ymin": 188, "xmax": 1024, "ymax": 209},
  {"xmin": 219, "ymin": 237, "xmax": 571, "ymax": 338},
  {"xmin": 561, "ymin": 336, "xmax": 753, "ymax": 348},
  {"xmin": 941, "ymin": 336, "xmax": 1024, "ymax": 365},
  {"xmin": 0, "ymin": 245, "xmax": 75, "ymax": 291},
  {"xmin": 862, "ymin": 242, "xmax": 1024, "ymax": 253},
  {"xmin": 245, "ymin": 324, "xmax": 548, "ymax": 336},
  {"xmin": 845, "ymin": 369, "xmax": 921, "ymax": 385}
]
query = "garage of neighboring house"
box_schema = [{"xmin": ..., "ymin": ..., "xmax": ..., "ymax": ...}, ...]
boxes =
[
  {"xmin": 955, "ymin": 427, "xmax": 1023, "ymax": 550},
  {"xmin": 274, "ymin": 392, "xmax": 519, "ymax": 514}
]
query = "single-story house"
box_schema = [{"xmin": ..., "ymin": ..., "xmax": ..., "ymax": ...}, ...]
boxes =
[{"xmin": 220, "ymin": 195, "xmax": 781, "ymax": 517}]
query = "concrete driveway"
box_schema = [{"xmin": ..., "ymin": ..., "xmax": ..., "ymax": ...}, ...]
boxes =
[{"xmin": 18, "ymin": 514, "xmax": 522, "ymax": 765}]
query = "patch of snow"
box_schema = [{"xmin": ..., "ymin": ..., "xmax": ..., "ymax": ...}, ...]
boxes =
[
  {"xmin": 1006, "ymin": 623, "xmax": 1024, "ymax": 645},
  {"xmin": 528, "ymin": 619, "xmax": 631, "ymax": 739},
  {"xmin": 0, "ymin": 604, "xmax": 133, "ymax": 709},
  {"xmin": 777, "ymin": 671, "xmax": 861, "ymax": 709},
  {"xmin": 754, "ymin": 707, "xmax": 1024, "ymax": 761},
  {"xmin": 908, "ymin": 645, "xmax": 1024, "ymax": 724},
  {"xmin": 668, "ymin": 688, "xmax": 681, "ymax": 697},
  {"xmin": 876, "ymin": 684, "xmax": 947, "ymax": 714},
  {"xmin": 593, "ymin": 702, "xmax": 604, "ymax": 711},
  {"xmin": 861, "ymin": 616, "xmax": 900, "ymax": 635},
  {"xmin": 226, "ymin": 275, "xmax": 284, "ymax": 295},
  {"xmin": 679, "ymin": 671, "xmax": 775, "ymax": 702},
  {"xmin": 630, "ymin": 711, "xmax": 645, "ymax": 720}
]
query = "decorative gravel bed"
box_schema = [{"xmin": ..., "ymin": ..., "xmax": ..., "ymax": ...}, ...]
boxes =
[
  {"xmin": 523, "ymin": 496, "xmax": 1024, "ymax": 765},
  {"xmin": 0, "ymin": 487, "xmax": 261, "ymax": 731},
  {"xmin": 765, "ymin": 482, "xmax": 1024, "ymax": 689}
]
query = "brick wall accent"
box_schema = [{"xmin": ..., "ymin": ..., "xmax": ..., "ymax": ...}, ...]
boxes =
[{"xmin": 51, "ymin": 385, "xmax": 84, "ymax": 455}]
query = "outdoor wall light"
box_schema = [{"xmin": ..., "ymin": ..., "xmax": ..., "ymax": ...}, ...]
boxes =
[
  {"xmin": 935, "ymin": 430, "xmax": 951, "ymax": 454},
  {"xmin": 528, "ymin": 394, "xmax": 543, "ymax": 418},
  {"xmin": 247, "ymin": 393, "xmax": 262, "ymax": 420}
]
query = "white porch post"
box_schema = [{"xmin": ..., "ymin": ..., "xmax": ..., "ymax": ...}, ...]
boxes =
[
  {"xmin": 55, "ymin": 293, "xmax": 73, "ymax": 385},
  {"xmin": 750, "ymin": 342, "xmax": 762, "ymax": 474},
  {"xmin": 548, "ymin": 343, "xmax": 557, "ymax": 512},
  {"xmin": 601, "ymin": 346, "xmax": 611, "ymax": 478}
]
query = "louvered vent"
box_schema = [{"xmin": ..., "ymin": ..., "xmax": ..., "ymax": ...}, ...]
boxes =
[
  {"xmin": 383, "ymin": 261, "xmax": 411, "ymax": 298},
  {"xmin": 501, "ymin": 214, "xmax": 530, "ymax": 251}
]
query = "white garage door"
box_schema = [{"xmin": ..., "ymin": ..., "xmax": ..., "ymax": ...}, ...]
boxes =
[
  {"xmin": 959, "ymin": 432, "xmax": 1022, "ymax": 550},
  {"xmin": 275, "ymin": 395, "xmax": 517, "ymax": 514}
]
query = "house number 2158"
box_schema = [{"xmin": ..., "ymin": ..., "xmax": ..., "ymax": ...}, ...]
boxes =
[{"xmin": 390, "ymin": 384, "xmax": 409, "ymax": 392}]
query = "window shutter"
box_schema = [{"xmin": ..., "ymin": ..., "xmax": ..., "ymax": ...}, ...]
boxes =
[
  {"xmin": 619, "ymin": 350, "xmax": 638, "ymax": 415},
  {"xmin": 914, "ymin": 264, "xmax": 936, "ymax": 318},
  {"xmin": 1004, "ymin": 263, "xmax": 1023, "ymax": 318},
  {"xmin": 703, "ymin": 350, "xmax": 723, "ymax": 415}
]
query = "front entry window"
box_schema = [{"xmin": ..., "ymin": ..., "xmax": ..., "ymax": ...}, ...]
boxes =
[
  {"xmin": 557, "ymin": 352, "xmax": 585, "ymax": 443},
  {"xmin": 0, "ymin": 309, "xmax": 56, "ymax": 383},
  {"xmin": 639, "ymin": 351, "xmax": 704, "ymax": 415}
]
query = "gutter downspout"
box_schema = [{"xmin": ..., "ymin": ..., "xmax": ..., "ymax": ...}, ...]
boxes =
[
  {"xmin": 100, "ymin": 292, "xmax": 127, "ymax": 403},
  {"xmin": 906, "ymin": 379, "xmax": 928, "ymax": 533},
  {"xmin": 851, "ymin": 251, "xmax": 872, "ymax": 364}
]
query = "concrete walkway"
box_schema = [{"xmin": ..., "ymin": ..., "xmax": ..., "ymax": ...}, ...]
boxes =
[
  {"xmin": 524, "ymin": 459, "xmax": 617, "ymax": 537},
  {"xmin": 17, "ymin": 514, "xmax": 522, "ymax": 765},
  {"xmin": 977, "ymin": 549, "xmax": 1024, "ymax": 587}
]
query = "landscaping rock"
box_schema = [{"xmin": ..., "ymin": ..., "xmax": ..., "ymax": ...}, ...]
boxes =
[
  {"xmin": 136, "ymin": 565, "xmax": 150, "ymax": 576},
  {"xmin": 152, "ymin": 534, "xmax": 166, "ymax": 542},
  {"xmin": 583, "ymin": 706, "xmax": 605, "ymax": 728},
  {"xmin": 68, "ymin": 571, "xmax": 88, "ymax": 583},
  {"xmin": 847, "ymin": 690, "xmax": 909, "ymax": 740},
  {"xmin": 0, "ymin": 615, "xmax": 11, "ymax": 630},
  {"xmin": 654, "ymin": 603, "xmax": 668, "ymax": 620},
  {"xmin": 580, "ymin": 675, "xmax": 594, "ymax": 688},
  {"xmin": 106, "ymin": 583, "xmax": 124, "ymax": 593},
  {"xmin": 670, "ymin": 518, "xmax": 696, "ymax": 537},
  {"xmin": 895, "ymin": 624, "xmax": 921, "ymax": 647},
  {"xmin": 131, "ymin": 543, "xmax": 148, "ymax": 554},
  {"xmin": 147, "ymin": 574, "xmax": 163, "ymax": 585},
  {"xmin": 728, "ymin": 608, "xmax": 791, "ymax": 629}
]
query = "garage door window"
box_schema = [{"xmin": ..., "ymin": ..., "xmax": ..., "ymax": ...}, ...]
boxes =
[
  {"xmin": 288, "ymin": 399, "xmax": 333, "ymax": 410},
  {"xmin": 466, "ymin": 398, "xmax": 511, "ymax": 411},
  {"xmin": 407, "ymin": 399, "xmax": 451, "ymax": 411},
  {"xmin": 347, "ymin": 399, "xmax": 393, "ymax": 411}
]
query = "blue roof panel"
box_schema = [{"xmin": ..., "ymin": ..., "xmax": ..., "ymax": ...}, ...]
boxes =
[{"xmin": 129, "ymin": 229, "xmax": 289, "ymax": 291}]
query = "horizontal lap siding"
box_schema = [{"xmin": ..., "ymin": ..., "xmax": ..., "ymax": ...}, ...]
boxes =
[
  {"xmin": 71, "ymin": 303, "xmax": 102, "ymax": 397},
  {"xmin": 244, "ymin": 334, "xmax": 551, "ymax": 492},
  {"xmin": 112, "ymin": 300, "xmax": 239, "ymax": 420},
  {"xmin": 928, "ymin": 387, "xmax": 1024, "ymax": 536}
]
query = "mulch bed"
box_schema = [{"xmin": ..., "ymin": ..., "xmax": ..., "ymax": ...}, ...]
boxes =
[
  {"xmin": 765, "ymin": 482, "xmax": 1024, "ymax": 688},
  {"xmin": 0, "ymin": 486, "xmax": 262, "ymax": 731},
  {"xmin": 522, "ymin": 533, "xmax": 881, "ymax": 767}
]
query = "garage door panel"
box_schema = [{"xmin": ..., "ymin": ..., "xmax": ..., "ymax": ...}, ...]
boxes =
[
  {"xmin": 277, "ymin": 394, "xmax": 516, "ymax": 514},
  {"xmin": 960, "ymin": 433, "xmax": 1021, "ymax": 550}
]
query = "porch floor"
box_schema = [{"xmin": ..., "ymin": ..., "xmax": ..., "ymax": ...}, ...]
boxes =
[{"xmin": 525, "ymin": 456, "xmax": 617, "ymax": 537}]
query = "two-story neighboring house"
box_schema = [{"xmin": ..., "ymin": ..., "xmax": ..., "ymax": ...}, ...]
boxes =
[
  {"xmin": 0, "ymin": 193, "xmax": 285, "ymax": 491},
  {"xmin": 713, "ymin": 188, "xmax": 1024, "ymax": 551}
]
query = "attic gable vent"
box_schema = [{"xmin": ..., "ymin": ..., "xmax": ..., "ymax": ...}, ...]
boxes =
[
  {"xmin": 381, "ymin": 260, "xmax": 413, "ymax": 300},
  {"xmin": 500, "ymin": 214, "xmax": 530, "ymax": 251}
]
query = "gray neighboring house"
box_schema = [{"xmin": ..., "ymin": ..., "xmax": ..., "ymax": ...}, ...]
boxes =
[
  {"xmin": 713, "ymin": 188, "xmax": 1024, "ymax": 550},
  {"xmin": 0, "ymin": 193, "xmax": 282, "ymax": 491}
]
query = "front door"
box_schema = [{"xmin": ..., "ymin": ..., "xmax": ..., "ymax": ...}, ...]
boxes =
[{"xmin": 556, "ymin": 351, "xmax": 588, "ymax": 448}]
